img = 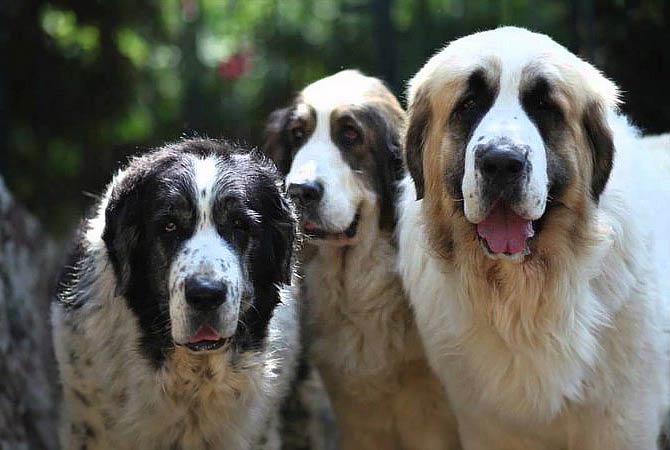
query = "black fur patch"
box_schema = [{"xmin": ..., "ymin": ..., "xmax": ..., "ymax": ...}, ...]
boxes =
[
  {"xmin": 263, "ymin": 102, "xmax": 316, "ymax": 175},
  {"xmin": 404, "ymin": 87, "xmax": 431, "ymax": 200},
  {"xmin": 582, "ymin": 101, "xmax": 614, "ymax": 200},
  {"xmin": 447, "ymin": 69, "xmax": 498, "ymax": 201},
  {"xmin": 521, "ymin": 76, "xmax": 572, "ymax": 201}
]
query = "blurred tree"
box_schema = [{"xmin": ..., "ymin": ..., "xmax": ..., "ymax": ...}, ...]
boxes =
[
  {"xmin": 1, "ymin": 0, "xmax": 164, "ymax": 234},
  {"xmin": 594, "ymin": 0, "xmax": 670, "ymax": 133},
  {"xmin": 0, "ymin": 0, "xmax": 668, "ymax": 236}
]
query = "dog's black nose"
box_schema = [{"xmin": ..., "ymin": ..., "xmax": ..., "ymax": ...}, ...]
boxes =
[
  {"xmin": 287, "ymin": 180, "xmax": 324, "ymax": 205},
  {"xmin": 476, "ymin": 143, "xmax": 528, "ymax": 185},
  {"xmin": 184, "ymin": 276, "xmax": 227, "ymax": 311}
]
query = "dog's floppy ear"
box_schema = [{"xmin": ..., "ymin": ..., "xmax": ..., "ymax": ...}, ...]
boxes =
[
  {"xmin": 239, "ymin": 173, "xmax": 297, "ymax": 350},
  {"xmin": 261, "ymin": 192, "xmax": 297, "ymax": 287},
  {"xmin": 583, "ymin": 101, "xmax": 614, "ymax": 201},
  {"xmin": 250, "ymin": 171, "xmax": 297, "ymax": 289},
  {"xmin": 405, "ymin": 88, "xmax": 431, "ymax": 200},
  {"xmin": 262, "ymin": 106, "xmax": 292, "ymax": 175},
  {"xmin": 367, "ymin": 104, "xmax": 405, "ymax": 231},
  {"xmin": 102, "ymin": 175, "xmax": 145, "ymax": 297}
]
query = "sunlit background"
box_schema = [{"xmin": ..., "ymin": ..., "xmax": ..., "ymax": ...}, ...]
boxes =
[{"xmin": 2, "ymin": 0, "xmax": 669, "ymax": 238}]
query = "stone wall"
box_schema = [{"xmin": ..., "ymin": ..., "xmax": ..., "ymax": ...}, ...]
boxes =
[{"xmin": 0, "ymin": 176, "xmax": 59, "ymax": 450}]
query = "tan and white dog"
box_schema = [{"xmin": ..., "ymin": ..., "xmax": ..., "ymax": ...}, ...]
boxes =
[
  {"xmin": 264, "ymin": 70, "xmax": 460, "ymax": 450},
  {"xmin": 398, "ymin": 27, "xmax": 670, "ymax": 449}
]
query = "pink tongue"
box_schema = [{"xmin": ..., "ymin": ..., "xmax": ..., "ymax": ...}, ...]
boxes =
[
  {"xmin": 304, "ymin": 221, "xmax": 318, "ymax": 231},
  {"xmin": 187, "ymin": 324, "xmax": 221, "ymax": 343},
  {"xmin": 477, "ymin": 204, "xmax": 534, "ymax": 254}
]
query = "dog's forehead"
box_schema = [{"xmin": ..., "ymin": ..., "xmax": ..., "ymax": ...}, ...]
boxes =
[
  {"xmin": 410, "ymin": 27, "xmax": 578, "ymax": 102},
  {"xmin": 146, "ymin": 154, "xmax": 251, "ymax": 211},
  {"xmin": 190, "ymin": 154, "xmax": 252, "ymax": 198},
  {"xmin": 449, "ymin": 28, "xmax": 569, "ymax": 67},
  {"xmin": 190, "ymin": 154, "xmax": 220, "ymax": 192},
  {"xmin": 301, "ymin": 70, "xmax": 383, "ymax": 112}
]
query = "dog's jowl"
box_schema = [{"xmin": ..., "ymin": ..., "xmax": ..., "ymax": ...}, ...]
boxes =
[{"xmin": 52, "ymin": 138, "xmax": 299, "ymax": 450}]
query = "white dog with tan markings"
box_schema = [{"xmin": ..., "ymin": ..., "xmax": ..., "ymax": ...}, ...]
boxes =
[
  {"xmin": 264, "ymin": 70, "xmax": 460, "ymax": 450},
  {"xmin": 398, "ymin": 27, "xmax": 670, "ymax": 449}
]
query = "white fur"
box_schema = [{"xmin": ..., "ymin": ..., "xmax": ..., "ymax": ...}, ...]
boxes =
[
  {"xmin": 52, "ymin": 156, "xmax": 299, "ymax": 450},
  {"xmin": 399, "ymin": 27, "xmax": 670, "ymax": 449}
]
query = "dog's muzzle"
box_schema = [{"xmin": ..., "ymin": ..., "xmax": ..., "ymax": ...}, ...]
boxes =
[
  {"xmin": 475, "ymin": 140, "xmax": 529, "ymax": 196},
  {"xmin": 287, "ymin": 179, "xmax": 360, "ymax": 243},
  {"xmin": 473, "ymin": 140, "xmax": 535, "ymax": 257},
  {"xmin": 287, "ymin": 180, "xmax": 324, "ymax": 207},
  {"xmin": 180, "ymin": 275, "xmax": 229, "ymax": 352},
  {"xmin": 185, "ymin": 276, "xmax": 227, "ymax": 311}
]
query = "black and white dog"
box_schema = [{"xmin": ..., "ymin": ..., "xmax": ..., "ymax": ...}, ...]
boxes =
[{"xmin": 52, "ymin": 139, "xmax": 299, "ymax": 450}]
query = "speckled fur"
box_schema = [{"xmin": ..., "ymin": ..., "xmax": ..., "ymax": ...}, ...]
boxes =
[{"xmin": 52, "ymin": 144, "xmax": 299, "ymax": 450}]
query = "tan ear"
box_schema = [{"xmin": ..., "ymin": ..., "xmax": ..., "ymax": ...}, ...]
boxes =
[
  {"xmin": 404, "ymin": 88, "xmax": 431, "ymax": 200},
  {"xmin": 262, "ymin": 107, "xmax": 292, "ymax": 175},
  {"xmin": 582, "ymin": 101, "xmax": 614, "ymax": 200}
]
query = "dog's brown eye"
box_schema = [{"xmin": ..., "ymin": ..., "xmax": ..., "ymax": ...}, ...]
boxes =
[
  {"xmin": 164, "ymin": 222, "xmax": 177, "ymax": 233},
  {"xmin": 230, "ymin": 218, "xmax": 250, "ymax": 247},
  {"xmin": 535, "ymin": 97, "xmax": 556, "ymax": 112},
  {"xmin": 461, "ymin": 97, "xmax": 476, "ymax": 111},
  {"xmin": 342, "ymin": 126, "xmax": 360, "ymax": 144},
  {"xmin": 291, "ymin": 126, "xmax": 305, "ymax": 141}
]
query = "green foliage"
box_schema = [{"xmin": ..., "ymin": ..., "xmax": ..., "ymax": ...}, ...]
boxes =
[
  {"xmin": 41, "ymin": 5, "xmax": 100, "ymax": 60},
  {"xmin": 1, "ymin": 0, "xmax": 669, "ymax": 236}
]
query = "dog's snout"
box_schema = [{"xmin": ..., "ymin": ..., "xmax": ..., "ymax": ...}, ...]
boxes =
[
  {"xmin": 476, "ymin": 143, "xmax": 528, "ymax": 185},
  {"xmin": 287, "ymin": 180, "xmax": 324, "ymax": 205},
  {"xmin": 184, "ymin": 276, "xmax": 227, "ymax": 311}
]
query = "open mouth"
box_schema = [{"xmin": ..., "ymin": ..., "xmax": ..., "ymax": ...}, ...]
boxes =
[
  {"xmin": 179, "ymin": 324, "xmax": 228, "ymax": 353},
  {"xmin": 302, "ymin": 209, "xmax": 361, "ymax": 242},
  {"xmin": 476, "ymin": 201, "xmax": 535, "ymax": 257}
]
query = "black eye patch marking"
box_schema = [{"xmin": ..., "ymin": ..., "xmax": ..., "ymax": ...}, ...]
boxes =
[
  {"xmin": 446, "ymin": 69, "xmax": 498, "ymax": 200},
  {"xmin": 288, "ymin": 115, "xmax": 307, "ymax": 146},
  {"xmin": 521, "ymin": 77, "xmax": 565, "ymax": 134},
  {"xmin": 263, "ymin": 102, "xmax": 317, "ymax": 176},
  {"xmin": 211, "ymin": 195, "xmax": 261, "ymax": 250},
  {"xmin": 520, "ymin": 76, "xmax": 571, "ymax": 203},
  {"xmin": 333, "ymin": 114, "xmax": 364, "ymax": 149},
  {"xmin": 449, "ymin": 69, "xmax": 497, "ymax": 141},
  {"xmin": 328, "ymin": 104, "xmax": 403, "ymax": 231},
  {"xmin": 285, "ymin": 104, "xmax": 316, "ymax": 151},
  {"xmin": 150, "ymin": 189, "xmax": 195, "ymax": 241}
]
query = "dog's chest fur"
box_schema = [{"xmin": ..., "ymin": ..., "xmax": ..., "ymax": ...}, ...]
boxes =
[
  {"xmin": 53, "ymin": 264, "xmax": 279, "ymax": 450},
  {"xmin": 299, "ymin": 229, "xmax": 462, "ymax": 450},
  {"xmin": 303, "ymin": 233, "xmax": 420, "ymax": 381},
  {"xmin": 398, "ymin": 175, "xmax": 668, "ymax": 445}
]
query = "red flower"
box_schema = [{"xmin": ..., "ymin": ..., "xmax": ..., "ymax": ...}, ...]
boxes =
[{"xmin": 218, "ymin": 52, "xmax": 252, "ymax": 80}]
